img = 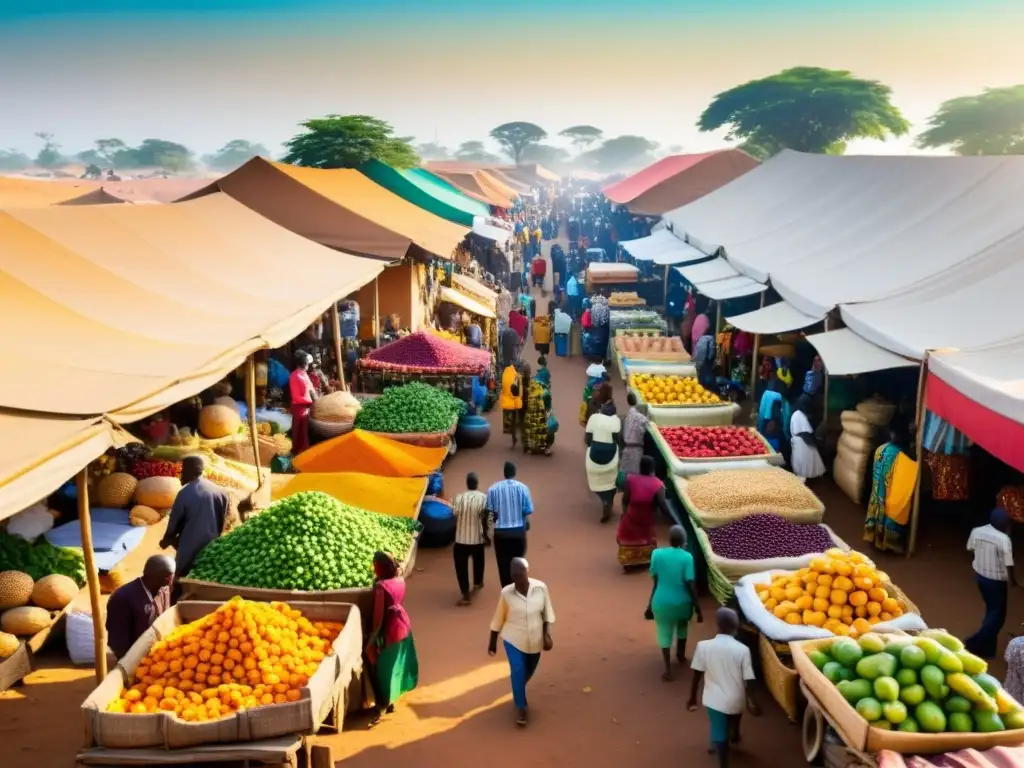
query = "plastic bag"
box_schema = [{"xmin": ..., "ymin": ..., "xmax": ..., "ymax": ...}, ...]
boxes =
[
  {"xmin": 7, "ymin": 502, "xmax": 55, "ymax": 543},
  {"xmin": 67, "ymin": 611, "xmax": 98, "ymax": 666}
]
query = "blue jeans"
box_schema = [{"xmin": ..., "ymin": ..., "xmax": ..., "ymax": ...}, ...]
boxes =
[
  {"xmin": 966, "ymin": 574, "xmax": 1008, "ymax": 659},
  {"xmin": 504, "ymin": 640, "xmax": 540, "ymax": 710}
]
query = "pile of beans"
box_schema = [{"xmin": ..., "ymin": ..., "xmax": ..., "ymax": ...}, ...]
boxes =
[
  {"xmin": 706, "ymin": 514, "xmax": 834, "ymax": 560},
  {"xmin": 361, "ymin": 331, "xmax": 491, "ymax": 373},
  {"xmin": 686, "ymin": 468, "xmax": 820, "ymax": 516}
]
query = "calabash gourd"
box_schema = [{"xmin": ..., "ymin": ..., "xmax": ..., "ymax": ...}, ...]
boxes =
[
  {"xmin": 96, "ymin": 472, "xmax": 138, "ymax": 508},
  {"xmin": 0, "ymin": 571, "xmax": 34, "ymax": 610},
  {"xmin": 0, "ymin": 631, "xmax": 19, "ymax": 659},
  {"xmin": 30, "ymin": 574, "xmax": 79, "ymax": 610},
  {"xmin": 1, "ymin": 606, "xmax": 53, "ymax": 636},
  {"xmin": 214, "ymin": 396, "xmax": 240, "ymax": 412},
  {"xmin": 134, "ymin": 477, "xmax": 182, "ymax": 509},
  {"xmin": 312, "ymin": 391, "xmax": 361, "ymax": 423},
  {"xmin": 129, "ymin": 505, "xmax": 162, "ymax": 527},
  {"xmin": 198, "ymin": 404, "xmax": 242, "ymax": 439}
]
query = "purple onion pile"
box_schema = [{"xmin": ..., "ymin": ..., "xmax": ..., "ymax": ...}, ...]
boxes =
[{"xmin": 705, "ymin": 513, "xmax": 834, "ymax": 560}]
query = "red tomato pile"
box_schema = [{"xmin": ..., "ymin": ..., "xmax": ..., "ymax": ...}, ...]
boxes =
[
  {"xmin": 660, "ymin": 426, "xmax": 768, "ymax": 459},
  {"xmin": 131, "ymin": 459, "xmax": 182, "ymax": 479}
]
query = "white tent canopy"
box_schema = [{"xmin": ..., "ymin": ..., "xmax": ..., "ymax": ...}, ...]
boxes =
[
  {"xmin": 677, "ymin": 258, "xmax": 739, "ymax": 284},
  {"xmin": 472, "ymin": 216, "xmax": 512, "ymax": 245},
  {"xmin": 930, "ymin": 342, "xmax": 1024, "ymax": 426},
  {"xmin": 727, "ymin": 300, "xmax": 825, "ymax": 335},
  {"xmin": 696, "ymin": 275, "xmax": 766, "ymax": 301},
  {"xmin": 619, "ymin": 229, "xmax": 680, "ymax": 259},
  {"xmin": 806, "ymin": 329, "xmax": 917, "ymax": 376}
]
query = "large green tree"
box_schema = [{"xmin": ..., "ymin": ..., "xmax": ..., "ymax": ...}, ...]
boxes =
[
  {"xmin": 559, "ymin": 125, "xmax": 603, "ymax": 152},
  {"xmin": 579, "ymin": 135, "xmax": 659, "ymax": 172},
  {"xmin": 0, "ymin": 149, "xmax": 30, "ymax": 171},
  {"xmin": 34, "ymin": 132, "xmax": 63, "ymax": 168},
  {"xmin": 454, "ymin": 141, "xmax": 500, "ymax": 163},
  {"xmin": 699, "ymin": 67, "xmax": 909, "ymax": 155},
  {"xmin": 283, "ymin": 115, "xmax": 418, "ymax": 169},
  {"xmin": 519, "ymin": 143, "xmax": 570, "ymax": 170},
  {"xmin": 489, "ymin": 122, "xmax": 547, "ymax": 164},
  {"xmin": 202, "ymin": 139, "xmax": 270, "ymax": 171},
  {"xmin": 916, "ymin": 85, "xmax": 1024, "ymax": 155},
  {"xmin": 416, "ymin": 142, "xmax": 451, "ymax": 160},
  {"xmin": 115, "ymin": 139, "xmax": 195, "ymax": 171}
]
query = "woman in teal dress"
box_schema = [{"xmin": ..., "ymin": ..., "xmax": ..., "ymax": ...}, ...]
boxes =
[
  {"xmin": 646, "ymin": 526, "xmax": 703, "ymax": 681},
  {"xmin": 365, "ymin": 551, "xmax": 419, "ymax": 726}
]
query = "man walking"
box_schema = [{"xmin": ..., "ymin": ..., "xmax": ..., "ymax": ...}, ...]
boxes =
[
  {"xmin": 966, "ymin": 508, "xmax": 1018, "ymax": 658},
  {"xmin": 452, "ymin": 472, "xmax": 489, "ymax": 606},
  {"xmin": 486, "ymin": 462, "xmax": 534, "ymax": 587}
]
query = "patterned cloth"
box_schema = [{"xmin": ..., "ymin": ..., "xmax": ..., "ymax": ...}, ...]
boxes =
[
  {"xmin": 1005, "ymin": 637, "xmax": 1024, "ymax": 704},
  {"xmin": 590, "ymin": 297, "xmax": 610, "ymax": 327},
  {"xmin": 620, "ymin": 406, "xmax": 649, "ymax": 476},
  {"xmin": 523, "ymin": 381, "xmax": 551, "ymax": 454},
  {"xmin": 864, "ymin": 443, "xmax": 906, "ymax": 553}
]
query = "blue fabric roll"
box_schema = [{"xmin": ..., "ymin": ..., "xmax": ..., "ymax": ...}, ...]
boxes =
[
  {"xmin": 419, "ymin": 496, "xmax": 454, "ymax": 521},
  {"xmin": 426, "ymin": 472, "xmax": 444, "ymax": 497}
]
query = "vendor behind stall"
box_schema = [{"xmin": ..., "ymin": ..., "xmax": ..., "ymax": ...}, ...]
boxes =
[
  {"xmin": 289, "ymin": 351, "xmax": 318, "ymax": 454},
  {"xmin": 106, "ymin": 555, "xmax": 174, "ymax": 660}
]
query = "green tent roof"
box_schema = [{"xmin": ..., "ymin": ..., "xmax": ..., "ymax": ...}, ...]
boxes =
[{"xmin": 359, "ymin": 160, "xmax": 489, "ymax": 226}]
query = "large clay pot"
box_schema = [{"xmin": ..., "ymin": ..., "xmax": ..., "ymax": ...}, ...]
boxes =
[
  {"xmin": 455, "ymin": 414, "xmax": 490, "ymax": 450},
  {"xmin": 418, "ymin": 496, "xmax": 455, "ymax": 548}
]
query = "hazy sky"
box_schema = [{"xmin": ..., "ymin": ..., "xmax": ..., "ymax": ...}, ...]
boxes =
[{"xmin": 1, "ymin": 0, "xmax": 1022, "ymax": 159}]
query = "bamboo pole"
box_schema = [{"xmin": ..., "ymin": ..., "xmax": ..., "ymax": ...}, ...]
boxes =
[
  {"xmin": 374, "ymin": 278, "xmax": 380, "ymax": 348},
  {"xmin": 907, "ymin": 355, "xmax": 929, "ymax": 558},
  {"xmin": 749, "ymin": 292, "xmax": 766, "ymax": 393},
  {"xmin": 330, "ymin": 304, "xmax": 347, "ymax": 392},
  {"xmin": 77, "ymin": 469, "xmax": 107, "ymax": 684},
  {"xmin": 245, "ymin": 356, "xmax": 262, "ymax": 505}
]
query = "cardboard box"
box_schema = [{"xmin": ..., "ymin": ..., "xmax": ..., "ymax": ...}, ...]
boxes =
[{"xmin": 81, "ymin": 601, "xmax": 362, "ymax": 750}]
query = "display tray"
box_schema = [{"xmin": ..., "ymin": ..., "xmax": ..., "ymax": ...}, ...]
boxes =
[
  {"xmin": 672, "ymin": 472, "xmax": 825, "ymax": 528},
  {"xmin": 82, "ymin": 601, "xmax": 363, "ymax": 751},
  {"xmin": 0, "ymin": 641, "xmax": 32, "ymax": 692},
  {"xmin": 792, "ymin": 638, "xmax": 1024, "ymax": 755},
  {"xmin": 75, "ymin": 735, "xmax": 305, "ymax": 767},
  {"xmin": 360, "ymin": 416, "xmax": 458, "ymax": 448},
  {"xmin": 651, "ymin": 425, "xmax": 784, "ymax": 474}
]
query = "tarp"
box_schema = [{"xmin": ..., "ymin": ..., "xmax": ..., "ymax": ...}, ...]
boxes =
[
  {"xmin": 290, "ymin": 429, "xmax": 447, "ymax": 476},
  {"xmin": 662, "ymin": 151, "xmax": 1024, "ymax": 318},
  {"xmin": 180, "ymin": 157, "xmax": 466, "ymax": 260},
  {"xmin": 620, "ymin": 231, "xmax": 708, "ymax": 266},
  {"xmin": 58, "ymin": 187, "xmax": 130, "ymax": 206},
  {"xmin": 439, "ymin": 285, "xmax": 496, "ymax": 319},
  {"xmin": 651, "ymin": 244, "xmax": 708, "ymax": 266},
  {"xmin": 0, "ymin": 177, "xmax": 99, "ymax": 206},
  {"xmin": 270, "ymin": 472, "xmax": 427, "ymax": 519},
  {"xmin": 726, "ymin": 301, "xmax": 825, "ymax": 335},
  {"xmin": 472, "ymin": 216, "xmax": 513, "ymax": 246},
  {"xmin": 602, "ymin": 150, "xmax": 759, "ymax": 215},
  {"xmin": 433, "ymin": 170, "xmax": 514, "ymax": 208},
  {"xmin": 452, "ymin": 273, "xmax": 498, "ymax": 304},
  {"xmin": 360, "ymin": 160, "xmax": 489, "ymax": 227},
  {"xmin": 693, "ymin": 275, "xmax": 766, "ymax": 301},
  {"xmin": 424, "ymin": 163, "xmax": 534, "ymax": 195},
  {"xmin": 805, "ymin": 328, "xmax": 917, "ymax": 376},
  {"xmin": 0, "ymin": 193, "xmax": 383, "ymax": 420},
  {"xmin": 677, "ymin": 258, "xmax": 739, "ymax": 284}
]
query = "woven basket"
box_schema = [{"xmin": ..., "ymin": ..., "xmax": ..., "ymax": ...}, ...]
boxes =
[
  {"xmin": 759, "ymin": 633, "xmax": 799, "ymax": 723},
  {"xmin": 310, "ymin": 417, "xmax": 355, "ymax": 441},
  {"xmin": 361, "ymin": 417, "xmax": 457, "ymax": 449}
]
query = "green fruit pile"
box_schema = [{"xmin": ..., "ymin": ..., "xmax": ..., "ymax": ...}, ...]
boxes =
[
  {"xmin": 189, "ymin": 492, "xmax": 420, "ymax": 590},
  {"xmin": 354, "ymin": 382, "xmax": 465, "ymax": 434},
  {"xmin": 809, "ymin": 629, "xmax": 1024, "ymax": 734},
  {"xmin": 0, "ymin": 531, "xmax": 86, "ymax": 586}
]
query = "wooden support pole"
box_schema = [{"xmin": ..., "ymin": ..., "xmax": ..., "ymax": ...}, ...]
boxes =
[
  {"xmin": 662, "ymin": 266, "xmax": 670, "ymax": 311},
  {"xmin": 330, "ymin": 304, "xmax": 347, "ymax": 392},
  {"xmin": 245, "ymin": 355, "xmax": 262, "ymax": 501},
  {"xmin": 907, "ymin": 355, "xmax": 929, "ymax": 558},
  {"xmin": 77, "ymin": 469, "xmax": 107, "ymax": 684},
  {"xmin": 822, "ymin": 315, "xmax": 831, "ymax": 429},
  {"xmin": 715, "ymin": 302, "xmax": 722, "ymax": 335},
  {"xmin": 749, "ymin": 292, "xmax": 766, "ymax": 393},
  {"xmin": 374, "ymin": 278, "xmax": 381, "ymax": 349}
]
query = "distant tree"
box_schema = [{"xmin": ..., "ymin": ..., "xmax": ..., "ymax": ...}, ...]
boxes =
[
  {"xmin": 0, "ymin": 149, "xmax": 30, "ymax": 171},
  {"xmin": 34, "ymin": 132, "xmax": 63, "ymax": 168},
  {"xmin": 283, "ymin": 115, "xmax": 419, "ymax": 169},
  {"xmin": 416, "ymin": 142, "xmax": 452, "ymax": 160},
  {"xmin": 82, "ymin": 164, "xmax": 103, "ymax": 179},
  {"xmin": 454, "ymin": 141, "xmax": 500, "ymax": 163},
  {"xmin": 699, "ymin": 67, "xmax": 909, "ymax": 156},
  {"xmin": 519, "ymin": 143, "xmax": 571, "ymax": 170},
  {"xmin": 95, "ymin": 138, "xmax": 127, "ymax": 166},
  {"xmin": 489, "ymin": 122, "xmax": 547, "ymax": 164},
  {"xmin": 579, "ymin": 135, "xmax": 659, "ymax": 173},
  {"xmin": 559, "ymin": 125, "xmax": 603, "ymax": 152},
  {"xmin": 202, "ymin": 139, "xmax": 269, "ymax": 171},
  {"xmin": 115, "ymin": 139, "xmax": 195, "ymax": 171},
  {"xmin": 916, "ymin": 85, "xmax": 1024, "ymax": 155},
  {"xmin": 76, "ymin": 149, "xmax": 106, "ymax": 166}
]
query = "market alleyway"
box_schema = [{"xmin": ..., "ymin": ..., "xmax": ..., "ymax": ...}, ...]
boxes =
[{"xmin": 321, "ymin": 238, "xmax": 805, "ymax": 767}]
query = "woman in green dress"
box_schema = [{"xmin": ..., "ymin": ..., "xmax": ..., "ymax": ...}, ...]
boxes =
[
  {"xmin": 645, "ymin": 526, "xmax": 703, "ymax": 681},
  {"xmin": 365, "ymin": 551, "xmax": 419, "ymax": 726}
]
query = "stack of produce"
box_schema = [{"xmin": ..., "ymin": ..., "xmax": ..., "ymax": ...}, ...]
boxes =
[
  {"xmin": 802, "ymin": 630, "xmax": 1024, "ymax": 734},
  {"xmin": 189, "ymin": 492, "xmax": 419, "ymax": 590},
  {"xmin": 198, "ymin": 404, "xmax": 244, "ymax": 441},
  {"xmin": 0, "ymin": 530, "xmax": 86, "ymax": 585},
  {"xmin": 659, "ymin": 426, "xmax": 769, "ymax": 459},
  {"xmin": 309, "ymin": 391, "xmax": 362, "ymax": 440},
  {"xmin": 608, "ymin": 291, "xmax": 645, "ymax": 307},
  {"xmin": 629, "ymin": 373, "xmax": 720, "ymax": 406},
  {"xmin": 0, "ymin": 569, "xmax": 80, "ymax": 638},
  {"xmin": 106, "ymin": 597, "xmax": 342, "ymax": 719},
  {"xmin": 615, "ymin": 333, "xmax": 687, "ymax": 361},
  {"xmin": 834, "ymin": 410, "xmax": 881, "ymax": 504},
  {"xmin": 609, "ymin": 309, "xmax": 667, "ymax": 333},
  {"xmin": 755, "ymin": 550, "xmax": 909, "ymax": 637},
  {"xmin": 426, "ymin": 327, "xmax": 463, "ymax": 345},
  {"xmin": 354, "ymin": 382, "xmax": 465, "ymax": 436},
  {"xmin": 681, "ymin": 468, "xmax": 825, "ymax": 527},
  {"xmin": 358, "ymin": 331, "xmax": 491, "ymax": 375}
]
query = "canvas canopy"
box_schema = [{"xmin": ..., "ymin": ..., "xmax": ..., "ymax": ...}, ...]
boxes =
[
  {"xmin": 692, "ymin": 275, "xmax": 766, "ymax": 301},
  {"xmin": 620, "ymin": 230, "xmax": 708, "ymax": 265},
  {"xmin": 805, "ymin": 329, "xmax": 917, "ymax": 376},
  {"xmin": 602, "ymin": 150, "xmax": 759, "ymax": 215},
  {"xmin": 180, "ymin": 157, "xmax": 467, "ymax": 260},
  {"xmin": 726, "ymin": 300, "xmax": 825, "ymax": 335},
  {"xmin": 438, "ymin": 286, "xmax": 496, "ymax": 319},
  {"xmin": 0, "ymin": 177, "xmax": 100, "ymax": 206},
  {"xmin": 58, "ymin": 187, "xmax": 130, "ymax": 206},
  {"xmin": 677, "ymin": 258, "xmax": 739, "ymax": 284},
  {"xmin": 452, "ymin": 273, "xmax": 498, "ymax": 305},
  {"xmin": 360, "ymin": 160, "xmax": 489, "ymax": 227},
  {"xmin": 433, "ymin": 170, "xmax": 514, "ymax": 208},
  {"xmin": 472, "ymin": 216, "xmax": 513, "ymax": 246},
  {"xmin": 0, "ymin": 193, "xmax": 383, "ymax": 421}
]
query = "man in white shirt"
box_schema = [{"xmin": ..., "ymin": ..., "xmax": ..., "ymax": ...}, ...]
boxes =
[
  {"xmin": 966, "ymin": 508, "xmax": 1018, "ymax": 658},
  {"xmin": 688, "ymin": 608, "xmax": 759, "ymax": 767},
  {"xmin": 488, "ymin": 558, "xmax": 554, "ymax": 727}
]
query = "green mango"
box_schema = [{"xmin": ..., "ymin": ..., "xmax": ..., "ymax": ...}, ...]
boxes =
[
  {"xmin": 943, "ymin": 695, "xmax": 972, "ymax": 714},
  {"xmin": 946, "ymin": 672, "xmax": 997, "ymax": 712},
  {"xmin": 823, "ymin": 661, "xmax": 848, "ymax": 684},
  {"xmin": 920, "ymin": 629, "xmax": 965, "ymax": 653},
  {"xmin": 856, "ymin": 652, "xmax": 898, "ymax": 681},
  {"xmin": 870, "ymin": 720, "xmax": 893, "ymax": 730},
  {"xmin": 936, "ymin": 648, "xmax": 965, "ymax": 674},
  {"xmin": 955, "ymin": 650, "xmax": 987, "ymax": 676},
  {"xmin": 913, "ymin": 637, "xmax": 945, "ymax": 665},
  {"xmin": 915, "ymin": 701, "xmax": 948, "ymax": 733},
  {"xmin": 856, "ymin": 697, "xmax": 883, "ymax": 722},
  {"xmin": 1001, "ymin": 709, "xmax": 1024, "ymax": 730},
  {"xmin": 899, "ymin": 645, "xmax": 927, "ymax": 671},
  {"xmin": 973, "ymin": 673, "xmax": 1002, "ymax": 696},
  {"xmin": 995, "ymin": 688, "xmax": 1021, "ymax": 715},
  {"xmin": 895, "ymin": 668, "xmax": 918, "ymax": 687},
  {"xmin": 838, "ymin": 679, "xmax": 874, "ymax": 705},
  {"xmin": 899, "ymin": 684, "xmax": 927, "ymax": 707},
  {"xmin": 873, "ymin": 676, "xmax": 900, "ymax": 703},
  {"xmin": 883, "ymin": 637, "xmax": 913, "ymax": 657},
  {"xmin": 858, "ymin": 633, "xmax": 886, "ymax": 655},
  {"xmin": 830, "ymin": 637, "xmax": 864, "ymax": 667},
  {"xmin": 882, "ymin": 701, "xmax": 908, "ymax": 725},
  {"xmin": 807, "ymin": 650, "xmax": 831, "ymax": 671},
  {"xmin": 947, "ymin": 712, "xmax": 973, "ymax": 733},
  {"xmin": 974, "ymin": 710, "xmax": 1006, "ymax": 733},
  {"xmin": 897, "ymin": 717, "xmax": 920, "ymax": 733},
  {"xmin": 921, "ymin": 665, "xmax": 948, "ymax": 701}
]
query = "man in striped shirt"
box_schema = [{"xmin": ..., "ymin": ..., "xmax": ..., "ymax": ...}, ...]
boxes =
[
  {"xmin": 487, "ymin": 462, "xmax": 534, "ymax": 588},
  {"xmin": 452, "ymin": 473, "xmax": 489, "ymax": 606},
  {"xmin": 966, "ymin": 508, "xmax": 1019, "ymax": 658}
]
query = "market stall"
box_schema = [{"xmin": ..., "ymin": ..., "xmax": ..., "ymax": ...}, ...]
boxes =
[
  {"xmin": 586, "ymin": 263, "xmax": 639, "ymax": 293},
  {"xmin": 356, "ymin": 330, "xmax": 491, "ymax": 399},
  {"xmin": 627, "ymin": 369, "xmax": 740, "ymax": 426},
  {"xmin": 650, "ymin": 424, "xmax": 784, "ymax": 477},
  {"xmin": 290, "ymin": 429, "xmax": 447, "ymax": 477}
]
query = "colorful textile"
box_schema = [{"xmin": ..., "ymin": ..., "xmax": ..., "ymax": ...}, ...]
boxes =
[
  {"xmin": 650, "ymin": 546, "xmax": 695, "ymax": 613},
  {"xmin": 502, "ymin": 410, "xmax": 518, "ymax": 435},
  {"xmin": 620, "ymin": 407, "xmax": 650, "ymax": 476},
  {"xmin": 270, "ymin": 472, "xmax": 427, "ymax": 519},
  {"xmin": 864, "ymin": 443, "xmax": 906, "ymax": 553},
  {"xmin": 885, "ymin": 453, "xmax": 919, "ymax": 526},
  {"xmin": 617, "ymin": 542, "xmax": 655, "ymax": 567},
  {"xmin": 500, "ymin": 365, "xmax": 523, "ymax": 411},
  {"xmin": 617, "ymin": 474, "xmax": 662, "ymax": 546},
  {"xmin": 926, "ymin": 452, "xmax": 970, "ymax": 501},
  {"xmin": 289, "ymin": 369, "xmax": 314, "ymax": 406},
  {"xmin": 373, "ymin": 634, "xmax": 419, "ymax": 707},
  {"xmin": 290, "ymin": 403, "xmax": 311, "ymax": 455},
  {"xmin": 707, "ymin": 708, "xmax": 730, "ymax": 746},
  {"xmin": 291, "ymin": 429, "xmax": 446, "ymax": 476},
  {"xmin": 757, "ymin": 390, "xmax": 791, "ymax": 440},
  {"xmin": 523, "ymin": 381, "xmax": 551, "ymax": 454},
  {"xmin": 504, "ymin": 639, "xmax": 540, "ymax": 710}
]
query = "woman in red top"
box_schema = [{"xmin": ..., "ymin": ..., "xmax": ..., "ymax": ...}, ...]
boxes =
[
  {"xmin": 288, "ymin": 352, "xmax": 317, "ymax": 455},
  {"xmin": 617, "ymin": 455, "xmax": 668, "ymax": 569},
  {"xmin": 530, "ymin": 254, "xmax": 547, "ymax": 288}
]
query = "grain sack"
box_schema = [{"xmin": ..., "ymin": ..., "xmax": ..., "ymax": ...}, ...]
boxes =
[
  {"xmin": 856, "ymin": 397, "xmax": 896, "ymax": 427},
  {"xmin": 839, "ymin": 411, "xmax": 877, "ymax": 439},
  {"xmin": 835, "ymin": 444, "xmax": 870, "ymax": 478},
  {"xmin": 833, "ymin": 454, "xmax": 865, "ymax": 504},
  {"xmin": 679, "ymin": 469, "xmax": 825, "ymax": 528},
  {"xmin": 838, "ymin": 431, "xmax": 874, "ymax": 458},
  {"xmin": 839, "ymin": 410, "xmax": 869, "ymax": 429},
  {"xmin": 697, "ymin": 525, "xmax": 850, "ymax": 582}
]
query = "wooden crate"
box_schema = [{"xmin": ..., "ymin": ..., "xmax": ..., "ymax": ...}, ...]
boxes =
[{"xmin": 758, "ymin": 634, "xmax": 799, "ymax": 723}]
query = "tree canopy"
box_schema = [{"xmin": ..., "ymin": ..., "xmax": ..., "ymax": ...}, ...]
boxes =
[
  {"xmin": 559, "ymin": 125, "xmax": 603, "ymax": 151},
  {"xmin": 519, "ymin": 143, "xmax": 570, "ymax": 170},
  {"xmin": 34, "ymin": 132, "xmax": 63, "ymax": 168},
  {"xmin": 455, "ymin": 141, "xmax": 500, "ymax": 163},
  {"xmin": 489, "ymin": 122, "xmax": 547, "ymax": 164},
  {"xmin": 579, "ymin": 135, "xmax": 659, "ymax": 173},
  {"xmin": 202, "ymin": 139, "xmax": 270, "ymax": 171},
  {"xmin": 916, "ymin": 85, "xmax": 1024, "ymax": 155},
  {"xmin": 698, "ymin": 67, "xmax": 909, "ymax": 156},
  {"xmin": 283, "ymin": 115, "xmax": 419, "ymax": 169},
  {"xmin": 0, "ymin": 149, "xmax": 30, "ymax": 171},
  {"xmin": 416, "ymin": 142, "xmax": 451, "ymax": 160}
]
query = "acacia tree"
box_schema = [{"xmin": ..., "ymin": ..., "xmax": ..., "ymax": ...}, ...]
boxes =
[
  {"xmin": 416, "ymin": 142, "xmax": 451, "ymax": 160},
  {"xmin": 579, "ymin": 135, "xmax": 659, "ymax": 173},
  {"xmin": 202, "ymin": 140, "xmax": 269, "ymax": 170},
  {"xmin": 916, "ymin": 85, "xmax": 1024, "ymax": 155},
  {"xmin": 699, "ymin": 67, "xmax": 909, "ymax": 156},
  {"xmin": 283, "ymin": 115, "xmax": 419, "ymax": 169},
  {"xmin": 489, "ymin": 122, "xmax": 547, "ymax": 164},
  {"xmin": 455, "ymin": 141, "xmax": 500, "ymax": 163},
  {"xmin": 559, "ymin": 125, "xmax": 603, "ymax": 152},
  {"xmin": 34, "ymin": 132, "xmax": 63, "ymax": 168}
]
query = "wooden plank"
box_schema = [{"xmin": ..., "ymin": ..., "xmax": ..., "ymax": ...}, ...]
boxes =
[
  {"xmin": 78, "ymin": 469, "xmax": 108, "ymax": 683},
  {"xmin": 76, "ymin": 735, "xmax": 302, "ymax": 766}
]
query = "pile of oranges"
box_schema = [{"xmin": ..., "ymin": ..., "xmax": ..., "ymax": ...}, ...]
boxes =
[
  {"xmin": 107, "ymin": 597, "xmax": 342, "ymax": 721},
  {"xmin": 756, "ymin": 549, "xmax": 906, "ymax": 638},
  {"xmin": 629, "ymin": 373, "xmax": 721, "ymax": 406}
]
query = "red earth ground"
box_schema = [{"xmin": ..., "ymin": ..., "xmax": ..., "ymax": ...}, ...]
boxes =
[{"xmin": 0, "ymin": 238, "xmax": 1013, "ymax": 768}]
